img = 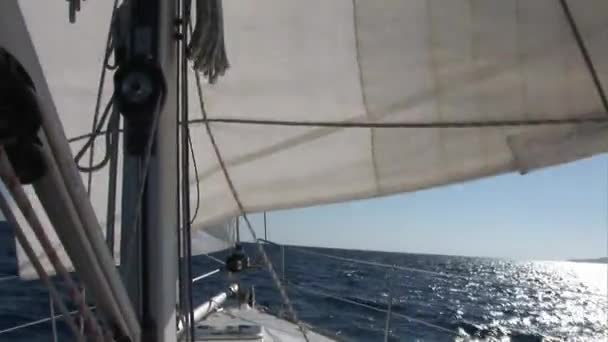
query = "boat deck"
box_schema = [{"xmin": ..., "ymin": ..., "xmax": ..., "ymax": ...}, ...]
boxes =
[{"xmin": 195, "ymin": 307, "xmax": 336, "ymax": 342}]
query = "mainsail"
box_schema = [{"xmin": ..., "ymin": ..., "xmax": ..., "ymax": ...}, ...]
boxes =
[
  {"xmin": 192, "ymin": 0, "xmax": 608, "ymax": 223},
  {"xmin": 8, "ymin": 0, "xmax": 608, "ymax": 278}
]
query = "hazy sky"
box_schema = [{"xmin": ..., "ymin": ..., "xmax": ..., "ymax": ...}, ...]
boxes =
[{"xmin": 242, "ymin": 155, "xmax": 608, "ymax": 261}]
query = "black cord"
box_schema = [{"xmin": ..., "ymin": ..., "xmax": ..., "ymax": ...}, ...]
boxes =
[
  {"xmin": 85, "ymin": 0, "xmax": 120, "ymax": 193},
  {"xmin": 74, "ymin": 98, "xmax": 116, "ymax": 172},
  {"xmin": 188, "ymin": 133, "xmax": 200, "ymax": 225}
]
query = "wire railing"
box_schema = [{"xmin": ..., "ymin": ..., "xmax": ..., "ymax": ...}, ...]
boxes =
[
  {"xmin": 0, "ymin": 268, "xmax": 222, "ymax": 339},
  {"xmin": 257, "ymin": 239, "xmax": 461, "ymax": 340},
  {"xmin": 286, "ymin": 281, "xmax": 459, "ymax": 337},
  {"xmin": 2, "ymin": 240, "xmax": 604, "ymax": 340},
  {"xmin": 257, "ymin": 238, "xmax": 607, "ymax": 341},
  {"xmin": 0, "ymin": 306, "xmax": 97, "ymax": 336},
  {"xmin": 259, "ymin": 239, "xmax": 607, "ymax": 299}
]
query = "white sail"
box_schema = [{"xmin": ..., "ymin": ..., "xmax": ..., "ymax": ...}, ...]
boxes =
[
  {"xmin": 7, "ymin": 0, "xmax": 608, "ymax": 277},
  {"xmin": 192, "ymin": 0, "xmax": 608, "ymax": 225},
  {"xmin": 191, "ymin": 219, "xmax": 237, "ymax": 256}
]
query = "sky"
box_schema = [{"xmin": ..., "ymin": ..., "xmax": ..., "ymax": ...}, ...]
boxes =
[{"xmin": 242, "ymin": 155, "xmax": 608, "ymax": 261}]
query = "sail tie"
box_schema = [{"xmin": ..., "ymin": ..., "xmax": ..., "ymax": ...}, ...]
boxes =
[{"xmin": 188, "ymin": 0, "xmax": 229, "ymax": 84}]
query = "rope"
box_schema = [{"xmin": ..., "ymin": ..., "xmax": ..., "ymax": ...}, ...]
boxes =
[
  {"xmin": 287, "ymin": 281, "xmax": 459, "ymax": 336},
  {"xmin": 180, "ymin": 4, "xmax": 196, "ymax": 339},
  {"xmin": 66, "ymin": 113, "xmax": 608, "ymax": 146},
  {"xmin": 189, "ymin": 115, "xmax": 608, "ymax": 128},
  {"xmin": 74, "ymin": 97, "xmax": 117, "ymax": 173},
  {"xmin": 0, "ymin": 183, "xmax": 86, "ymax": 342},
  {"xmin": 559, "ymin": 0, "xmax": 608, "ymax": 115},
  {"xmin": 188, "ymin": 0, "xmax": 229, "ymax": 83},
  {"xmin": 68, "ymin": 129, "xmax": 124, "ymax": 145},
  {"xmin": 0, "ymin": 149, "xmax": 105, "ymax": 340},
  {"xmin": 191, "ymin": 42, "xmax": 310, "ymax": 342}
]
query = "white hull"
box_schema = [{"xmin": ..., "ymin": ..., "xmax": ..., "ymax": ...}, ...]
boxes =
[{"xmin": 197, "ymin": 306, "xmax": 336, "ymax": 342}]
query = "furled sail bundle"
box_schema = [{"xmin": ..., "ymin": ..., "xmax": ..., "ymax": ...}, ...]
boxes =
[{"xmin": 4, "ymin": 0, "xmax": 608, "ymax": 279}]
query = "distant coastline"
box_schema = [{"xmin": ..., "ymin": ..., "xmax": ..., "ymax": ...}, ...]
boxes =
[{"xmin": 570, "ymin": 257, "xmax": 608, "ymax": 264}]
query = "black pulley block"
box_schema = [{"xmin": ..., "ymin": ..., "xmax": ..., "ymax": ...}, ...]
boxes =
[
  {"xmin": 114, "ymin": 58, "xmax": 166, "ymax": 119},
  {"xmin": 114, "ymin": 58, "xmax": 166, "ymax": 154},
  {"xmin": 226, "ymin": 244, "xmax": 250, "ymax": 273}
]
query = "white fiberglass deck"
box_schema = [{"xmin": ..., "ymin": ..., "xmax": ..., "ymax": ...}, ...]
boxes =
[{"xmin": 196, "ymin": 306, "xmax": 336, "ymax": 342}]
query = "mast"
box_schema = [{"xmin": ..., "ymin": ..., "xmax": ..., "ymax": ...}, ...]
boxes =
[{"xmin": 117, "ymin": 0, "xmax": 178, "ymax": 341}]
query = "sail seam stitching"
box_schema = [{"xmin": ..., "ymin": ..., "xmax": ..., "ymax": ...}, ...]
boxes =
[{"xmin": 351, "ymin": 0, "xmax": 381, "ymax": 194}]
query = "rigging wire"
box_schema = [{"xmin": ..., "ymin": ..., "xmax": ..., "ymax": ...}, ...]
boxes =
[
  {"xmin": 175, "ymin": 0, "xmax": 185, "ymax": 337},
  {"xmin": 558, "ymin": 0, "xmax": 608, "ymax": 115},
  {"xmin": 0, "ymin": 181, "xmax": 87, "ymax": 342},
  {"xmin": 76, "ymin": 2, "xmax": 120, "ymax": 335},
  {"xmin": 190, "ymin": 31, "xmax": 310, "ymax": 342}
]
